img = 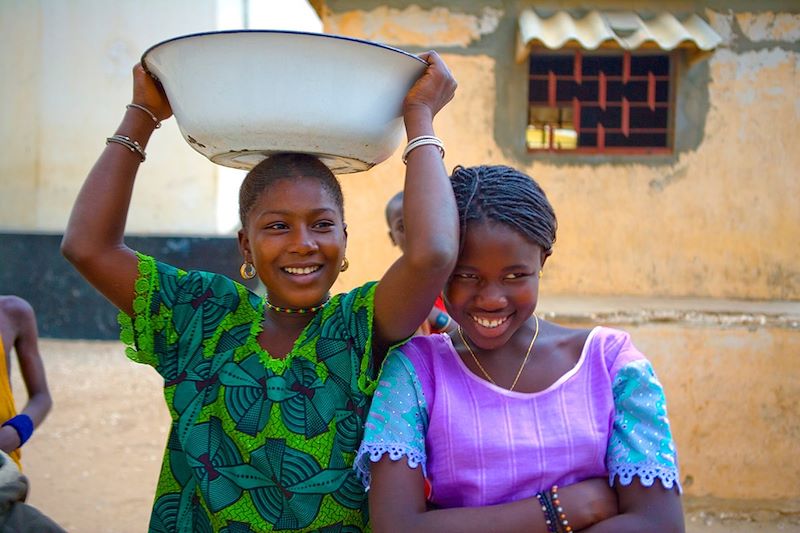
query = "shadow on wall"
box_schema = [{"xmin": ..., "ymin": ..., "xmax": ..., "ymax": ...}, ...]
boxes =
[{"xmin": 0, "ymin": 233, "xmax": 258, "ymax": 340}]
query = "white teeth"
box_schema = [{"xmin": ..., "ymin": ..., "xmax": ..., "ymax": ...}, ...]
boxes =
[
  {"xmin": 472, "ymin": 316, "xmax": 508, "ymax": 329},
  {"xmin": 284, "ymin": 266, "xmax": 320, "ymax": 275}
]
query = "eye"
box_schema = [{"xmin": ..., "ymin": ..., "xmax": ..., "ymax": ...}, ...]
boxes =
[
  {"xmin": 265, "ymin": 221, "xmax": 289, "ymax": 231},
  {"xmin": 452, "ymin": 272, "xmax": 478, "ymax": 282},
  {"xmin": 504, "ymin": 272, "xmax": 532, "ymax": 281},
  {"xmin": 313, "ymin": 220, "xmax": 336, "ymax": 231}
]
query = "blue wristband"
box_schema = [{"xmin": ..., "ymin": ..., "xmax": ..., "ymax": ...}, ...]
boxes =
[
  {"xmin": 431, "ymin": 311, "xmax": 450, "ymax": 332},
  {"xmin": 2, "ymin": 414, "xmax": 33, "ymax": 447}
]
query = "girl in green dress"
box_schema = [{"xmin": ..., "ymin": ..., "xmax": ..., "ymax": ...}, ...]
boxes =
[{"xmin": 61, "ymin": 51, "xmax": 458, "ymax": 532}]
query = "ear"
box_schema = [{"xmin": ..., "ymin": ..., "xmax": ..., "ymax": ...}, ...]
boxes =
[
  {"xmin": 237, "ymin": 228, "xmax": 251, "ymax": 262},
  {"xmin": 388, "ymin": 230, "xmax": 397, "ymax": 246},
  {"xmin": 540, "ymin": 250, "xmax": 551, "ymax": 269}
]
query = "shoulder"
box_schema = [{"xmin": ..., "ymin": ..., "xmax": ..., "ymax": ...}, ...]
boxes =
[
  {"xmin": 335, "ymin": 281, "xmax": 378, "ymax": 307},
  {"xmin": 0, "ymin": 296, "xmax": 35, "ymax": 326},
  {"xmin": 585, "ymin": 327, "xmax": 648, "ymax": 376},
  {"xmin": 396, "ymin": 334, "xmax": 450, "ymax": 362}
]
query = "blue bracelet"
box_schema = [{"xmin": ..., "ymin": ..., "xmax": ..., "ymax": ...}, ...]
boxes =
[{"xmin": 2, "ymin": 414, "xmax": 33, "ymax": 447}]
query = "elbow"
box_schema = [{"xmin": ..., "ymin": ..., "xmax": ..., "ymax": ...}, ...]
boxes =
[
  {"xmin": 60, "ymin": 232, "xmax": 96, "ymax": 269},
  {"xmin": 406, "ymin": 238, "xmax": 459, "ymax": 277}
]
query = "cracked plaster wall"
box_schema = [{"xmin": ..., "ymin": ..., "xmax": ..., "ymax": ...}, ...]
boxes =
[{"xmin": 320, "ymin": 2, "xmax": 800, "ymax": 302}]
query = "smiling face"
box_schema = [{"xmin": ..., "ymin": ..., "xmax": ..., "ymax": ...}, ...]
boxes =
[
  {"xmin": 445, "ymin": 220, "xmax": 546, "ymax": 351},
  {"xmin": 238, "ymin": 176, "xmax": 346, "ymax": 309}
]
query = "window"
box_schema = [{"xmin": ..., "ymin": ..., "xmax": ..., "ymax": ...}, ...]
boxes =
[{"xmin": 526, "ymin": 50, "xmax": 673, "ymax": 154}]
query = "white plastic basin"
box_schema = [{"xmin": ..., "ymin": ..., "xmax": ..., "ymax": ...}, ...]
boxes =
[{"xmin": 142, "ymin": 30, "xmax": 427, "ymax": 173}]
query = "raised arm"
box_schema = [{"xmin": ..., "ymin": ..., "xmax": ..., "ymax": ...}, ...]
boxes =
[
  {"xmin": 61, "ymin": 64, "xmax": 173, "ymax": 315},
  {"xmin": 373, "ymin": 51, "xmax": 460, "ymax": 350},
  {"xmin": 0, "ymin": 297, "xmax": 52, "ymax": 452}
]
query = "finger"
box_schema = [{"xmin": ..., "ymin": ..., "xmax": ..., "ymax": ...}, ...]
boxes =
[{"xmin": 417, "ymin": 51, "xmax": 433, "ymax": 64}]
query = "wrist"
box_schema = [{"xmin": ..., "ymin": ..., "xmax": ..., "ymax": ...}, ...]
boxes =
[
  {"xmin": 403, "ymin": 104, "xmax": 435, "ymax": 135},
  {"xmin": 2, "ymin": 414, "xmax": 33, "ymax": 448}
]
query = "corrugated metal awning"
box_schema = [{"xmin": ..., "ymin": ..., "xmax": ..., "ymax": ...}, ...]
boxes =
[{"xmin": 516, "ymin": 10, "xmax": 722, "ymax": 62}]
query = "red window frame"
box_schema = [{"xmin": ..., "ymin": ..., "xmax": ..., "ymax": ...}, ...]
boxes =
[{"xmin": 527, "ymin": 48, "xmax": 675, "ymax": 154}]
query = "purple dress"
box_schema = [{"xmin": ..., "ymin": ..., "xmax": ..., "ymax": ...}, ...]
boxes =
[{"xmin": 355, "ymin": 327, "xmax": 680, "ymax": 507}]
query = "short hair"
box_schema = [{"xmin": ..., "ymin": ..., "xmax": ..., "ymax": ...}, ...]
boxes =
[
  {"xmin": 385, "ymin": 190, "xmax": 404, "ymax": 225},
  {"xmin": 449, "ymin": 165, "xmax": 557, "ymax": 254},
  {"xmin": 238, "ymin": 153, "xmax": 344, "ymax": 227}
]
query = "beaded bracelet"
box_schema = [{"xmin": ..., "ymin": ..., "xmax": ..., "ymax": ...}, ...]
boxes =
[
  {"xmin": 402, "ymin": 135, "xmax": 445, "ymax": 164},
  {"xmin": 106, "ymin": 134, "xmax": 146, "ymax": 162},
  {"xmin": 535, "ymin": 491, "xmax": 558, "ymax": 533},
  {"xmin": 550, "ymin": 485, "xmax": 572, "ymax": 533}
]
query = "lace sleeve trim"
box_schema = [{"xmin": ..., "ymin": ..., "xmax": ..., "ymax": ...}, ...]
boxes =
[
  {"xmin": 118, "ymin": 252, "xmax": 158, "ymax": 367},
  {"xmin": 609, "ymin": 462, "xmax": 681, "ymax": 491},
  {"xmin": 354, "ymin": 442, "xmax": 427, "ymax": 490}
]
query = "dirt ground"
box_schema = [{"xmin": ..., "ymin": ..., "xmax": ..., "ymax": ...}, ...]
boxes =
[{"xmin": 11, "ymin": 339, "xmax": 800, "ymax": 532}]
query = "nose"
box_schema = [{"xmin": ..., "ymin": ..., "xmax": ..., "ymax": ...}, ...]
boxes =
[
  {"xmin": 289, "ymin": 225, "xmax": 319, "ymax": 255},
  {"xmin": 475, "ymin": 281, "xmax": 507, "ymax": 311}
]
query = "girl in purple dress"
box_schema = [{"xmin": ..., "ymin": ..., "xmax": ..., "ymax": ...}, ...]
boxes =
[{"xmin": 356, "ymin": 165, "xmax": 684, "ymax": 532}]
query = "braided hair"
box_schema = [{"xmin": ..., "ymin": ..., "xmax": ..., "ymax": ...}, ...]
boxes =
[
  {"xmin": 238, "ymin": 153, "xmax": 344, "ymax": 227},
  {"xmin": 449, "ymin": 165, "xmax": 557, "ymax": 255}
]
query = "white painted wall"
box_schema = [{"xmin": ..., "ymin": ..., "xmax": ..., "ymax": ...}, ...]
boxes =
[{"xmin": 0, "ymin": 0, "xmax": 321, "ymax": 235}]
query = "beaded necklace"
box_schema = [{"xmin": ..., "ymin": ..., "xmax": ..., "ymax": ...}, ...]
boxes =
[{"xmin": 264, "ymin": 296, "xmax": 329, "ymax": 315}]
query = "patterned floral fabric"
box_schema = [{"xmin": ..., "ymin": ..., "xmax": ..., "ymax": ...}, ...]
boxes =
[{"xmin": 119, "ymin": 253, "xmax": 379, "ymax": 532}]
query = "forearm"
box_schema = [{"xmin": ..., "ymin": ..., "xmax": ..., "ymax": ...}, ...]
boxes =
[
  {"xmin": 374, "ymin": 496, "xmax": 544, "ymax": 533},
  {"xmin": 401, "ymin": 106, "xmax": 459, "ymax": 272},
  {"xmin": 19, "ymin": 392, "xmax": 52, "ymax": 428},
  {"xmin": 62, "ymin": 109, "xmax": 155, "ymax": 261},
  {"xmin": 582, "ymin": 514, "xmax": 684, "ymax": 533}
]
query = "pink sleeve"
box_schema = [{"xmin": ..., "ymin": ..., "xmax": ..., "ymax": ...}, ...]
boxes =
[
  {"xmin": 597, "ymin": 327, "xmax": 648, "ymax": 380},
  {"xmin": 395, "ymin": 334, "xmax": 448, "ymax": 408}
]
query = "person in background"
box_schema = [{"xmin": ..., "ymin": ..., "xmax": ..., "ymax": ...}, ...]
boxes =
[
  {"xmin": 386, "ymin": 191, "xmax": 456, "ymax": 336},
  {"xmin": 0, "ymin": 296, "xmax": 53, "ymax": 467},
  {"xmin": 0, "ymin": 296, "xmax": 62, "ymax": 532},
  {"xmin": 357, "ymin": 165, "xmax": 684, "ymax": 533}
]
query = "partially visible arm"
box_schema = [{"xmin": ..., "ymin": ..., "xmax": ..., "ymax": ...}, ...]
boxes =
[
  {"xmin": 426, "ymin": 306, "xmax": 455, "ymax": 335},
  {"xmin": 61, "ymin": 64, "xmax": 172, "ymax": 315},
  {"xmin": 373, "ymin": 51, "xmax": 459, "ymax": 357},
  {"xmin": 581, "ymin": 481, "xmax": 684, "ymax": 533},
  {"xmin": 0, "ymin": 298, "xmax": 52, "ymax": 452},
  {"xmin": 369, "ymin": 458, "xmax": 616, "ymax": 533},
  {"xmin": 583, "ymin": 356, "xmax": 685, "ymax": 532}
]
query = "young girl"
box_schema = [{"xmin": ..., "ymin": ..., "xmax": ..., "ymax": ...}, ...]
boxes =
[
  {"xmin": 61, "ymin": 52, "xmax": 458, "ymax": 532},
  {"xmin": 356, "ymin": 165, "xmax": 684, "ymax": 532}
]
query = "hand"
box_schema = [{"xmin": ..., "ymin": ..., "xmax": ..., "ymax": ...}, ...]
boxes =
[
  {"xmin": 131, "ymin": 63, "xmax": 173, "ymax": 121},
  {"xmin": 558, "ymin": 478, "xmax": 619, "ymax": 529},
  {"xmin": 0, "ymin": 425, "xmax": 20, "ymax": 453},
  {"xmin": 403, "ymin": 51, "xmax": 457, "ymax": 121}
]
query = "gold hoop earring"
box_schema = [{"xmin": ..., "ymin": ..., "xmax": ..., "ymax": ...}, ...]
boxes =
[
  {"xmin": 340, "ymin": 257, "xmax": 349, "ymax": 272},
  {"xmin": 538, "ymin": 270, "xmax": 543, "ymax": 279},
  {"xmin": 240, "ymin": 262, "xmax": 256, "ymax": 280}
]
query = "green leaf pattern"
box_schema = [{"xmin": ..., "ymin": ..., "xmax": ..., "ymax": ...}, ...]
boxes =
[{"xmin": 120, "ymin": 255, "xmax": 377, "ymax": 532}]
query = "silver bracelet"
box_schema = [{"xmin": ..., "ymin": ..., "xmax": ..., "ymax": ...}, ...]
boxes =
[
  {"xmin": 106, "ymin": 134, "xmax": 146, "ymax": 162},
  {"xmin": 126, "ymin": 103, "xmax": 161, "ymax": 129},
  {"xmin": 402, "ymin": 135, "xmax": 445, "ymax": 164}
]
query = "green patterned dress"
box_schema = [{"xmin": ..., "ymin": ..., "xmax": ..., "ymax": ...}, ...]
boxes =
[{"xmin": 119, "ymin": 254, "xmax": 379, "ymax": 532}]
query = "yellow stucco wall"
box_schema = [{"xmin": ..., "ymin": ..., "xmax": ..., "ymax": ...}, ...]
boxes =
[{"xmin": 323, "ymin": 5, "xmax": 800, "ymax": 302}]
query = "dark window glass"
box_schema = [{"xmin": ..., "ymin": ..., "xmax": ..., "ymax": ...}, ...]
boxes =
[{"xmin": 527, "ymin": 50, "xmax": 673, "ymax": 152}]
